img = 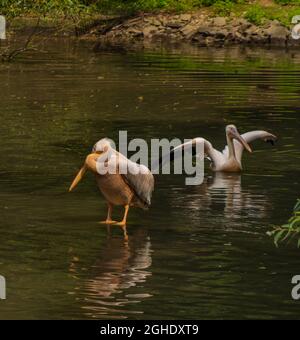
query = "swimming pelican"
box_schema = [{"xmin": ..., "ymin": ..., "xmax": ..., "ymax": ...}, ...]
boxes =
[
  {"xmin": 69, "ymin": 139, "xmax": 154, "ymax": 227},
  {"xmin": 169, "ymin": 125, "xmax": 277, "ymax": 172}
]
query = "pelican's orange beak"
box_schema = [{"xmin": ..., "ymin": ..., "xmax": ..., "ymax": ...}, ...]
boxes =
[
  {"xmin": 234, "ymin": 131, "xmax": 252, "ymax": 153},
  {"xmin": 69, "ymin": 164, "xmax": 88, "ymax": 192},
  {"xmin": 68, "ymin": 151, "xmax": 103, "ymax": 192}
]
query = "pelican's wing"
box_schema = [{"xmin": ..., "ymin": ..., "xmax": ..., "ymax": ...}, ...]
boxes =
[
  {"xmin": 223, "ymin": 130, "xmax": 277, "ymax": 162},
  {"xmin": 119, "ymin": 156, "xmax": 154, "ymax": 208},
  {"xmin": 152, "ymin": 138, "xmax": 225, "ymax": 171},
  {"xmin": 198, "ymin": 138, "xmax": 225, "ymax": 168}
]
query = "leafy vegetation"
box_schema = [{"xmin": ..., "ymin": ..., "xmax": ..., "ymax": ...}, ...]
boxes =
[
  {"xmin": 274, "ymin": 0, "xmax": 300, "ymax": 4},
  {"xmin": 0, "ymin": 0, "xmax": 299, "ymax": 26},
  {"xmin": 96, "ymin": 0, "xmax": 247, "ymax": 13},
  {"xmin": 213, "ymin": 0, "xmax": 235, "ymax": 16},
  {"xmin": 0, "ymin": 0, "xmax": 220, "ymax": 16},
  {"xmin": 268, "ymin": 200, "xmax": 300, "ymax": 248},
  {"xmin": 0, "ymin": 0, "xmax": 298, "ymax": 15},
  {"xmin": 244, "ymin": 5, "xmax": 266, "ymax": 25}
]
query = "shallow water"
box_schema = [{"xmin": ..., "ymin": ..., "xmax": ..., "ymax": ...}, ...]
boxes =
[{"xmin": 0, "ymin": 41, "xmax": 300, "ymax": 319}]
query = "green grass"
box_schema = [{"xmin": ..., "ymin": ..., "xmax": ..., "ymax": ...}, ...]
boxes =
[
  {"xmin": 244, "ymin": 5, "xmax": 266, "ymax": 25},
  {"xmin": 213, "ymin": 0, "xmax": 235, "ymax": 16},
  {"xmin": 243, "ymin": 4, "xmax": 300, "ymax": 27},
  {"xmin": 76, "ymin": 0, "xmax": 247, "ymax": 14},
  {"xmin": 274, "ymin": 0, "xmax": 300, "ymax": 4},
  {"xmin": 0, "ymin": 0, "xmax": 90, "ymax": 18},
  {"xmin": 0, "ymin": 0, "xmax": 300, "ymax": 27},
  {"xmin": 95, "ymin": 0, "xmax": 201, "ymax": 13}
]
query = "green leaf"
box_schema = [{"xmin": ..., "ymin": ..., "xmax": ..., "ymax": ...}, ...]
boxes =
[
  {"xmin": 282, "ymin": 229, "xmax": 293, "ymax": 242},
  {"xmin": 294, "ymin": 199, "xmax": 300, "ymax": 212},
  {"xmin": 268, "ymin": 199, "xmax": 300, "ymax": 248},
  {"xmin": 290, "ymin": 217, "xmax": 300, "ymax": 228},
  {"xmin": 274, "ymin": 229, "xmax": 286, "ymax": 247}
]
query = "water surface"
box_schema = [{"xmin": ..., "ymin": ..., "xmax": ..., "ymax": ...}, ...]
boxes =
[{"xmin": 0, "ymin": 41, "xmax": 300, "ymax": 319}]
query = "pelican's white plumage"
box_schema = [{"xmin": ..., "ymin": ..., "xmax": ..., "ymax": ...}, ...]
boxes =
[
  {"xmin": 222, "ymin": 130, "xmax": 277, "ymax": 165},
  {"xmin": 164, "ymin": 125, "xmax": 277, "ymax": 173}
]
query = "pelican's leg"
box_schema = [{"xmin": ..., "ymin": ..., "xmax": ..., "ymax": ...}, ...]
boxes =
[
  {"xmin": 115, "ymin": 205, "xmax": 130, "ymax": 226},
  {"xmin": 122, "ymin": 225, "xmax": 129, "ymax": 242},
  {"xmin": 99, "ymin": 203, "xmax": 117, "ymax": 224}
]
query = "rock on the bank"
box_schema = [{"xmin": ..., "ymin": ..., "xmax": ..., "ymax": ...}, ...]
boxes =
[{"xmin": 88, "ymin": 12, "xmax": 300, "ymax": 49}]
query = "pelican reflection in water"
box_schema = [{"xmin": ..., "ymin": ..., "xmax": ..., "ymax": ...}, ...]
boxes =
[
  {"xmin": 69, "ymin": 228, "xmax": 152, "ymax": 319},
  {"xmin": 171, "ymin": 172, "xmax": 271, "ymax": 220}
]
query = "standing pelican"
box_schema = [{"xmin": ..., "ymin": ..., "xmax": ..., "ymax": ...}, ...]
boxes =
[
  {"xmin": 168, "ymin": 125, "xmax": 277, "ymax": 172},
  {"xmin": 69, "ymin": 139, "xmax": 154, "ymax": 227}
]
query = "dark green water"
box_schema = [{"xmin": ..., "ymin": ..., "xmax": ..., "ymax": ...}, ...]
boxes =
[{"xmin": 0, "ymin": 40, "xmax": 300, "ymax": 319}]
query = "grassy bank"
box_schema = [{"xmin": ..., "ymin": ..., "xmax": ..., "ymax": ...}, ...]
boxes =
[{"xmin": 0, "ymin": 0, "xmax": 300, "ymax": 27}]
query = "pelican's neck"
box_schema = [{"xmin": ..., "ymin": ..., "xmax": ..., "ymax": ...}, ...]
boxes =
[{"xmin": 226, "ymin": 134, "xmax": 236, "ymax": 160}]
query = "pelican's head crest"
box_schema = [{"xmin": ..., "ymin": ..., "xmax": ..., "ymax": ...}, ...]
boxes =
[
  {"xmin": 226, "ymin": 124, "xmax": 238, "ymax": 135},
  {"xmin": 92, "ymin": 138, "xmax": 114, "ymax": 153},
  {"xmin": 226, "ymin": 124, "xmax": 252, "ymax": 153}
]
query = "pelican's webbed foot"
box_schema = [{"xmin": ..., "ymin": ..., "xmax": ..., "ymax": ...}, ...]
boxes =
[
  {"xmin": 115, "ymin": 221, "xmax": 127, "ymax": 226},
  {"xmin": 99, "ymin": 203, "xmax": 118, "ymax": 225},
  {"xmin": 99, "ymin": 220, "xmax": 117, "ymax": 225}
]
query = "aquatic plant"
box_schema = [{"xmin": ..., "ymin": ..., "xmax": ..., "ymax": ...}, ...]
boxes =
[{"xmin": 268, "ymin": 200, "xmax": 300, "ymax": 247}]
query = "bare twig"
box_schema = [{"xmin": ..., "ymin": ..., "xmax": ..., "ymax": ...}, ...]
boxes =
[{"xmin": 1, "ymin": 17, "xmax": 41, "ymax": 62}]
